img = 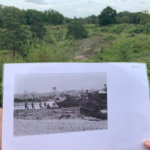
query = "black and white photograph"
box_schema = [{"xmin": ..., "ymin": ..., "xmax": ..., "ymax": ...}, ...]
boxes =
[{"xmin": 14, "ymin": 73, "xmax": 107, "ymax": 136}]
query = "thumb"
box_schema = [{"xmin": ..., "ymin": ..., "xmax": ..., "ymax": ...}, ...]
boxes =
[{"xmin": 144, "ymin": 141, "xmax": 150, "ymax": 149}]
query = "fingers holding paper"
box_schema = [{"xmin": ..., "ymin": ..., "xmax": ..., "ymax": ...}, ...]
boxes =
[{"xmin": 144, "ymin": 141, "xmax": 150, "ymax": 149}]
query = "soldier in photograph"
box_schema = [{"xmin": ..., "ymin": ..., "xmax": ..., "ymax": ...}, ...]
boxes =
[
  {"xmin": 104, "ymin": 84, "xmax": 107, "ymax": 92},
  {"xmin": 44, "ymin": 102, "xmax": 47, "ymax": 108},
  {"xmin": 32, "ymin": 101, "xmax": 35, "ymax": 110},
  {"xmin": 39, "ymin": 102, "xmax": 44, "ymax": 109},
  {"xmin": 25, "ymin": 102, "xmax": 29, "ymax": 110},
  {"xmin": 53, "ymin": 102, "xmax": 57, "ymax": 107},
  {"xmin": 47, "ymin": 103, "xmax": 51, "ymax": 109}
]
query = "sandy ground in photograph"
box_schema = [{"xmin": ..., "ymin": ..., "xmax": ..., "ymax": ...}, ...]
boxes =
[
  {"xmin": 14, "ymin": 107, "xmax": 107, "ymax": 136},
  {"xmin": 14, "ymin": 119, "xmax": 107, "ymax": 136}
]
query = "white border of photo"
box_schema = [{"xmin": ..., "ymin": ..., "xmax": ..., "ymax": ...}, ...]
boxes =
[{"xmin": 2, "ymin": 63, "xmax": 150, "ymax": 150}]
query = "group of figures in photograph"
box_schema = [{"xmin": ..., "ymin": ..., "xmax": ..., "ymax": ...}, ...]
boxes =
[
  {"xmin": 14, "ymin": 74, "xmax": 107, "ymax": 136},
  {"xmin": 25, "ymin": 101, "xmax": 57, "ymax": 110}
]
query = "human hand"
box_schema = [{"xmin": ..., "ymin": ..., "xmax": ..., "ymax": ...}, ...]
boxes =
[{"xmin": 144, "ymin": 140, "xmax": 150, "ymax": 149}]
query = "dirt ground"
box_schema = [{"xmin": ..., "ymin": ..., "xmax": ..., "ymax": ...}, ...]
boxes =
[
  {"xmin": 14, "ymin": 107, "xmax": 82, "ymax": 120},
  {"xmin": 14, "ymin": 119, "xmax": 107, "ymax": 136},
  {"xmin": 14, "ymin": 107, "xmax": 107, "ymax": 136},
  {"xmin": 72, "ymin": 36, "xmax": 109, "ymax": 60}
]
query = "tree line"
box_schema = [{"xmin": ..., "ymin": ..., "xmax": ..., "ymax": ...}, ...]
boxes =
[
  {"xmin": 98, "ymin": 7, "xmax": 150, "ymax": 26},
  {"xmin": 0, "ymin": 4, "xmax": 65, "ymax": 27},
  {"xmin": 1, "ymin": 4, "xmax": 150, "ymax": 58},
  {"xmin": 0, "ymin": 4, "xmax": 149, "ymax": 28}
]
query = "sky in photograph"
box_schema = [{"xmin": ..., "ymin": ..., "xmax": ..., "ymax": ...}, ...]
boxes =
[
  {"xmin": 14, "ymin": 73, "xmax": 107, "ymax": 94},
  {"xmin": 0, "ymin": 0, "xmax": 150, "ymax": 18}
]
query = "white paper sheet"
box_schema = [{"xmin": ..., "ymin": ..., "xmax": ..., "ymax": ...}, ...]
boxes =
[{"xmin": 2, "ymin": 63, "xmax": 150, "ymax": 150}]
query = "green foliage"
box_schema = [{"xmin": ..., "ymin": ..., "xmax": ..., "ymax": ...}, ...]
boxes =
[
  {"xmin": 44, "ymin": 29, "xmax": 57, "ymax": 44},
  {"xmin": 30, "ymin": 14, "xmax": 47, "ymax": 40},
  {"xmin": 83, "ymin": 24, "xmax": 101, "ymax": 37},
  {"xmin": 143, "ymin": 23, "xmax": 150, "ymax": 34},
  {"xmin": 117, "ymin": 36, "xmax": 131, "ymax": 61},
  {"xmin": 100, "ymin": 24, "xmax": 145, "ymax": 34},
  {"xmin": 66, "ymin": 21, "xmax": 88, "ymax": 39},
  {"xmin": 0, "ymin": 14, "xmax": 29, "ymax": 57},
  {"xmin": 98, "ymin": 6, "xmax": 117, "ymax": 26},
  {"xmin": 23, "ymin": 39, "xmax": 72, "ymax": 62},
  {"xmin": 0, "ymin": 18, "xmax": 3, "ymax": 28},
  {"xmin": 102, "ymin": 34, "xmax": 115, "ymax": 41},
  {"xmin": 101, "ymin": 45, "xmax": 104, "ymax": 53},
  {"xmin": 89, "ymin": 34, "xmax": 150, "ymax": 69},
  {"xmin": 0, "ymin": 5, "xmax": 65, "ymax": 27},
  {"xmin": 44, "ymin": 9, "xmax": 65, "ymax": 25},
  {"xmin": 116, "ymin": 17, "xmax": 123, "ymax": 24},
  {"xmin": 116, "ymin": 11, "xmax": 141, "ymax": 24},
  {"xmin": 0, "ymin": 5, "xmax": 26, "ymax": 25},
  {"xmin": 139, "ymin": 10, "xmax": 150, "ymax": 25},
  {"xmin": 84, "ymin": 15, "xmax": 98, "ymax": 24},
  {"xmin": 100, "ymin": 24, "xmax": 124, "ymax": 34},
  {"xmin": 64, "ymin": 17, "xmax": 72, "ymax": 24},
  {"xmin": 25, "ymin": 9, "xmax": 44, "ymax": 25},
  {"xmin": 122, "ymin": 16, "xmax": 130, "ymax": 23}
]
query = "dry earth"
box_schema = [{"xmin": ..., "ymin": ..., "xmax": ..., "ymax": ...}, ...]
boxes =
[
  {"xmin": 14, "ymin": 119, "xmax": 107, "ymax": 136},
  {"xmin": 73, "ymin": 36, "xmax": 109, "ymax": 60}
]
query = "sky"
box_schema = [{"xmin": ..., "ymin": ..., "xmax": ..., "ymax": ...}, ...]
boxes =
[
  {"xmin": 14, "ymin": 73, "xmax": 107, "ymax": 94},
  {"xmin": 0, "ymin": 0, "xmax": 150, "ymax": 18}
]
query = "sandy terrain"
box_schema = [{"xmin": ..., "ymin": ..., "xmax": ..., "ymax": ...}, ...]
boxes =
[
  {"xmin": 14, "ymin": 119, "xmax": 107, "ymax": 136},
  {"xmin": 14, "ymin": 107, "xmax": 107, "ymax": 136}
]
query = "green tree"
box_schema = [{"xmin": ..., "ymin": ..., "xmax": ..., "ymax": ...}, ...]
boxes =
[
  {"xmin": 116, "ymin": 17, "xmax": 123, "ymax": 24},
  {"xmin": 66, "ymin": 21, "xmax": 88, "ymax": 39},
  {"xmin": 44, "ymin": 9, "xmax": 65, "ymax": 25},
  {"xmin": 0, "ymin": 18, "xmax": 3, "ymax": 27},
  {"xmin": 25, "ymin": 9, "xmax": 45, "ymax": 25},
  {"xmin": 85, "ymin": 15, "xmax": 98, "ymax": 24},
  {"xmin": 98, "ymin": 6, "xmax": 117, "ymax": 26},
  {"xmin": 64, "ymin": 17, "xmax": 72, "ymax": 24},
  {"xmin": 122, "ymin": 16, "xmax": 130, "ymax": 23},
  {"xmin": 117, "ymin": 11, "xmax": 141, "ymax": 24},
  {"xmin": 0, "ymin": 14, "xmax": 28, "ymax": 57},
  {"xmin": 139, "ymin": 10, "xmax": 150, "ymax": 25},
  {"xmin": 30, "ymin": 14, "xmax": 47, "ymax": 40},
  {"xmin": 144, "ymin": 23, "xmax": 150, "ymax": 34},
  {"xmin": 1, "ymin": 5, "xmax": 26, "ymax": 25}
]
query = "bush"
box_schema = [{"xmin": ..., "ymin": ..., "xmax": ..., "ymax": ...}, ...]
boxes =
[
  {"xmin": 133, "ymin": 48, "xmax": 140, "ymax": 53},
  {"xmin": 103, "ymin": 35, "xmax": 115, "ymax": 41},
  {"xmin": 66, "ymin": 21, "xmax": 88, "ymax": 39},
  {"xmin": 144, "ymin": 23, "xmax": 150, "ymax": 34},
  {"xmin": 100, "ymin": 27, "xmax": 109, "ymax": 32},
  {"xmin": 131, "ymin": 33, "xmax": 135, "ymax": 37}
]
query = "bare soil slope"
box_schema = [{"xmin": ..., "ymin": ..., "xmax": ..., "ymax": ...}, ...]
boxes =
[{"xmin": 72, "ymin": 35, "xmax": 112, "ymax": 60}]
